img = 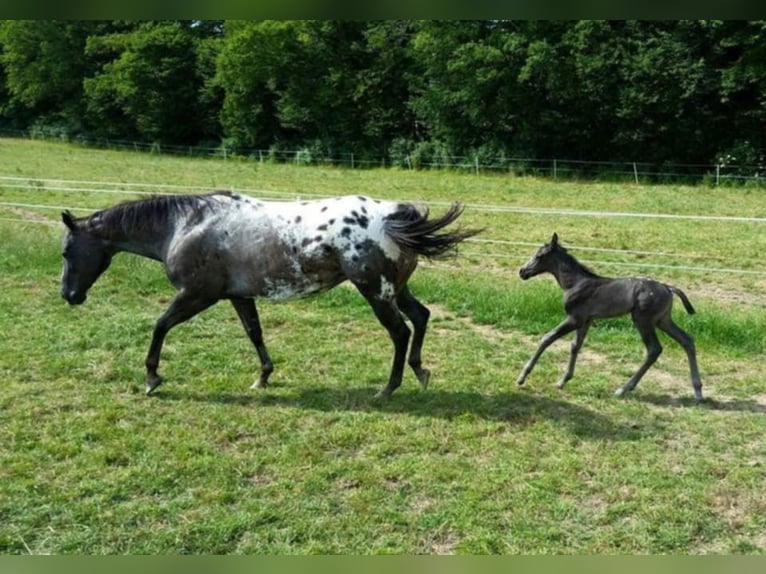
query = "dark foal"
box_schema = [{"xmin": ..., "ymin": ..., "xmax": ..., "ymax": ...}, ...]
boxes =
[{"xmin": 516, "ymin": 233, "xmax": 703, "ymax": 401}]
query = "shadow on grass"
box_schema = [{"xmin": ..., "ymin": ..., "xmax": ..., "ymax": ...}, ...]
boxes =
[
  {"xmin": 636, "ymin": 392, "xmax": 766, "ymax": 413},
  {"xmin": 158, "ymin": 386, "xmax": 645, "ymax": 442}
]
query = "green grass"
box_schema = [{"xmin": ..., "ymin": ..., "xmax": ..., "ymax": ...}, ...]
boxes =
[{"xmin": 1, "ymin": 138, "xmax": 765, "ymax": 554}]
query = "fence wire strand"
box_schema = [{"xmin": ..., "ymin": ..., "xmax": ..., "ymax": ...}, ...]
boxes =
[{"xmin": 2, "ymin": 168, "xmax": 765, "ymax": 278}]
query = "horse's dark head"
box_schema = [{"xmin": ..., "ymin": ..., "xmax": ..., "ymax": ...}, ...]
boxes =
[
  {"xmin": 519, "ymin": 233, "xmax": 561, "ymax": 280},
  {"xmin": 60, "ymin": 211, "xmax": 114, "ymax": 305}
]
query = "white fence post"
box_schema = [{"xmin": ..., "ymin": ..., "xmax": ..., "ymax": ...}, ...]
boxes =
[
  {"xmin": 633, "ymin": 162, "xmax": 639, "ymax": 184},
  {"xmin": 716, "ymin": 164, "xmax": 720, "ymax": 185},
  {"xmin": 553, "ymin": 159, "xmax": 557, "ymax": 179}
]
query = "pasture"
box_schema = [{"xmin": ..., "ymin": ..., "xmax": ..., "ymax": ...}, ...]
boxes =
[{"xmin": 1, "ymin": 138, "xmax": 765, "ymax": 554}]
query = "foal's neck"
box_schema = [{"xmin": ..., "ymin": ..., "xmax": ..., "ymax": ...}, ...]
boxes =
[{"xmin": 551, "ymin": 253, "xmax": 599, "ymax": 291}]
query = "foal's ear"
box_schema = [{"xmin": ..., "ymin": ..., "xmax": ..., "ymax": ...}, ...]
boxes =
[
  {"xmin": 551, "ymin": 232, "xmax": 559, "ymax": 246},
  {"xmin": 62, "ymin": 210, "xmax": 77, "ymax": 231}
]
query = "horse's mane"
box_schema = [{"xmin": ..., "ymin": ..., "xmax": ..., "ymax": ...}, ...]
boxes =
[
  {"xmin": 555, "ymin": 244, "xmax": 602, "ymax": 279},
  {"xmin": 84, "ymin": 192, "xmax": 227, "ymax": 238}
]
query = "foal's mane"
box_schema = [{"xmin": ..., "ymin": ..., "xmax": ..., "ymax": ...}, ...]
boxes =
[
  {"xmin": 554, "ymin": 244, "xmax": 602, "ymax": 279},
  {"xmin": 84, "ymin": 192, "xmax": 226, "ymax": 238}
]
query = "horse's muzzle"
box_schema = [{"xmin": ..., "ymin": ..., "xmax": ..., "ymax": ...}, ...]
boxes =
[
  {"xmin": 519, "ymin": 267, "xmax": 531, "ymax": 280},
  {"xmin": 62, "ymin": 289, "xmax": 86, "ymax": 305}
]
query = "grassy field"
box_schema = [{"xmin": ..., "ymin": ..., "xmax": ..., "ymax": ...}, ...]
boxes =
[{"xmin": 1, "ymin": 138, "xmax": 765, "ymax": 554}]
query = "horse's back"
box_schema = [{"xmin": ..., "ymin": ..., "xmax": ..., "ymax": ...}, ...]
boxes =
[
  {"xmin": 565, "ymin": 277, "xmax": 656, "ymax": 319},
  {"xmin": 166, "ymin": 193, "xmax": 414, "ymax": 301}
]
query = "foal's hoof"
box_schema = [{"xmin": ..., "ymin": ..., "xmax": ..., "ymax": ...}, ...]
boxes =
[
  {"xmin": 249, "ymin": 379, "xmax": 268, "ymax": 390},
  {"xmin": 614, "ymin": 387, "xmax": 627, "ymax": 398},
  {"xmin": 374, "ymin": 387, "xmax": 393, "ymax": 400},
  {"xmin": 417, "ymin": 369, "xmax": 431, "ymax": 391}
]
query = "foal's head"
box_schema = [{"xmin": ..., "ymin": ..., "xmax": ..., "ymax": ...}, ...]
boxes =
[
  {"xmin": 60, "ymin": 211, "xmax": 114, "ymax": 305},
  {"xmin": 519, "ymin": 233, "xmax": 562, "ymax": 280}
]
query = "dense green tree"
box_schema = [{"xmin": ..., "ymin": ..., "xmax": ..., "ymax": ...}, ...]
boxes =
[
  {"xmin": 83, "ymin": 21, "xmax": 218, "ymax": 144},
  {"xmin": 715, "ymin": 20, "xmax": 766, "ymax": 166},
  {"xmin": 409, "ymin": 21, "xmax": 522, "ymax": 153},
  {"xmin": 0, "ymin": 20, "xmax": 97, "ymax": 132},
  {"xmin": 215, "ymin": 20, "xmax": 292, "ymax": 150},
  {"xmin": 1, "ymin": 20, "xmax": 764, "ymax": 169},
  {"xmin": 357, "ymin": 21, "xmax": 416, "ymax": 155},
  {"xmin": 217, "ymin": 20, "xmax": 407, "ymax": 157},
  {"xmin": 273, "ymin": 21, "xmax": 370, "ymax": 153}
]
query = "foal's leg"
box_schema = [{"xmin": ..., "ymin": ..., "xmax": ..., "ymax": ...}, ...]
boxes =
[
  {"xmin": 230, "ymin": 297, "xmax": 274, "ymax": 389},
  {"xmin": 517, "ymin": 317, "xmax": 577, "ymax": 386},
  {"xmin": 396, "ymin": 286, "xmax": 431, "ymax": 389},
  {"xmin": 557, "ymin": 320, "xmax": 592, "ymax": 389},
  {"xmin": 615, "ymin": 314, "xmax": 662, "ymax": 397},
  {"xmin": 657, "ymin": 316, "xmax": 703, "ymax": 401},
  {"xmin": 145, "ymin": 291, "xmax": 216, "ymax": 395},
  {"xmin": 358, "ymin": 289, "xmax": 411, "ymax": 398}
]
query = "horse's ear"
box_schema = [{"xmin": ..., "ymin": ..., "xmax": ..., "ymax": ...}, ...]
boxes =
[
  {"xmin": 551, "ymin": 232, "xmax": 559, "ymax": 246},
  {"xmin": 62, "ymin": 210, "xmax": 77, "ymax": 231}
]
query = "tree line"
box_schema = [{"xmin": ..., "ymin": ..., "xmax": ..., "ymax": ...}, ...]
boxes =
[{"xmin": 1, "ymin": 20, "xmax": 764, "ymax": 169}]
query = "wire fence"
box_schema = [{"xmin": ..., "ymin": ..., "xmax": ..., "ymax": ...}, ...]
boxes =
[
  {"xmin": 1, "ymin": 129, "xmax": 764, "ymax": 187},
  {"xmin": 2, "ymin": 175, "xmax": 765, "ymax": 280}
]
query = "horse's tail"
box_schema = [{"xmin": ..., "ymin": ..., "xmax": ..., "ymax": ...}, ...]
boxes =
[
  {"xmin": 383, "ymin": 202, "xmax": 480, "ymax": 259},
  {"xmin": 668, "ymin": 285, "xmax": 696, "ymax": 315}
]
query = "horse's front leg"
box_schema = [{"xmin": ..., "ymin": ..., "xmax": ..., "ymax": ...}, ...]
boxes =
[
  {"xmin": 557, "ymin": 320, "xmax": 591, "ymax": 389},
  {"xmin": 230, "ymin": 297, "xmax": 274, "ymax": 389},
  {"xmin": 516, "ymin": 317, "xmax": 577, "ymax": 386},
  {"xmin": 145, "ymin": 291, "xmax": 216, "ymax": 395}
]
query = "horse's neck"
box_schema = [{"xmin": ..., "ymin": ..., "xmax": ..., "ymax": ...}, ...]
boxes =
[
  {"xmin": 90, "ymin": 215, "xmax": 174, "ymax": 262},
  {"xmin": 552, "ymin": 256, "xmax": 594, "ymax": 292},
  {"xmin": 111, "ymin": 234, "xmax": 170, "ymax": 262}
]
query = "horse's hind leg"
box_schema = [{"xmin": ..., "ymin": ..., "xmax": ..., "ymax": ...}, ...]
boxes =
[
  {"xmin": 396, "ymin": 286, "xmax": 431, "ymax": 390},
  {"xmin": 231, "ymin": 297, "xmax": 274, "ymax": 389},
  {"xmin": 658, "ymin": 316, "xmax": 703, "ymax": 401},
  {"xmin": 358, "ymin": 289, "xmax": 411, "ymax": 398},
  {"xmin": 145, "ymin": 291, "xmax": 216, "ymax": 395},
  {"xmin": 616, "ymin": 314, "xmax": 662, "ymax": 397}
]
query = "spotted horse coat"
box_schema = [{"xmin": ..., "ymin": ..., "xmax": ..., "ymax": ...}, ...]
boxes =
[{"xmin": 60, "ymin": 191, "xmax": 477, "ymax": 398}]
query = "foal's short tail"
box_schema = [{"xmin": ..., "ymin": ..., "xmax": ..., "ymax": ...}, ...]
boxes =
[
  {"xmin": 668, "ymin": 285, "xmax": 696, "ymax": 315},
  {"xmin": 384, "ymin": 202, "xmax": 481, "ymax": 259}
]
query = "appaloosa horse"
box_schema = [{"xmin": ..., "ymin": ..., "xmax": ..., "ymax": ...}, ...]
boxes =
[
  {"xmin": 60, "ymin": 191, "xmax": 477, "ymax": 398},
  {"xmin": 516, "ymin": 233, "xmax": 703, "ymax": 401}
]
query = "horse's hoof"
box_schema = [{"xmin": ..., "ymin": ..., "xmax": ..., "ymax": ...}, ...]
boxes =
[
  {"xmin": 614, "ymin": 388, "xmax": 626, "ymax": 397},
  {"xmin": 374, "ymin": 388, "xmax": 392, "ymax": 400},
  {"xmin": 146, "ymin": 377, "xmax": 163, "ymax": 396},
  {"xmin": 250, "ymin": 380, "xmax": 268, "ymax": 390},
  {"xmin": 516, "ymin": 377, "xmax": 526, "ymax": 386}
]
